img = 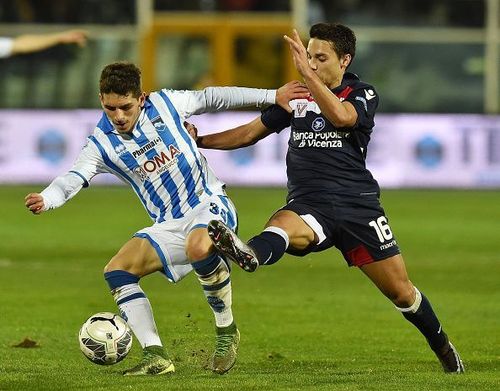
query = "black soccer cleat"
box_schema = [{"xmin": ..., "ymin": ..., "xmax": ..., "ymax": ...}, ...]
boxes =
[
  {"xmin": 207, "ymin": 220, "xmax": 259, "ymax": 272},
  {"xmin": 434, "ymin": 341, "xmax": 464, "ymax": 374}
]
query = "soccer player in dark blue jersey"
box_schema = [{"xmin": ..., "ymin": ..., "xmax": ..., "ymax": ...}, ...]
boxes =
[{"xmin": 194, "ymin": 23, "xmax": 464, "ymax": 373}]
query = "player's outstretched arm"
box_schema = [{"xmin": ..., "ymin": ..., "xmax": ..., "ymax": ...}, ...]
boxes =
[
  {"xmin": 11, "ymin": 29, "xmax": 88, "ymax": 55},
  {"xmin": 24, "ymin": 172, "xmax": 86, "ymax": 215},
  {"xmin": 172, "ymin": 80, "xmax": 308, "ymax": 118},
  {"xmin": 25, "ymin": 193, "xmax": 45, "ymax": 215},
  {"xmin": 196, "ymin": 117, "xmax": 273, "ymax": 150}
]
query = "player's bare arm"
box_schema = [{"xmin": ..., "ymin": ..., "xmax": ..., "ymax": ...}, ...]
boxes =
[
  {"xmin": 284, "ymin": 29, "xmax": 357, "ymax": 127},
  {"xmin": 12, "ymin": 30, "xmax": 88, "ymax": 55},
  {"xmin": 197, "ymin": 117, "xmax": 273, "ymax": 150},
  {"xmin": 25, "ymin": 193, "xmax": 45, "ymax": 215}
]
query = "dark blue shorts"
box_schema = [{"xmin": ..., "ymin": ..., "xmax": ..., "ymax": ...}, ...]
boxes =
[{"xmin": 279, "ymin": 196, "xmax": 401, "ymax": 267}]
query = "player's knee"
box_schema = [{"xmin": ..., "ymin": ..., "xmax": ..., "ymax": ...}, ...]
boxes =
[
  {"xmin": 268, "ymin": 211, "xmax": 315, "ymax": 246},
  {"xmin": 388, "ymin": 283, "xmax": 415, "ymax": 307},
  {"xmin": 185, "ymin": 229, "xmax": 213, "ymax": 261},
  {"xmin": 103, "ymin": 256, "xmax": 133, "ymax": 274},
  {"xmin": 185, "ymin": 241, "xmax": 211, "ymax": 262}
]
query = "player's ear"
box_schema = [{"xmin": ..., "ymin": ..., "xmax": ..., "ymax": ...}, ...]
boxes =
[
  {"xmin": 340, "ymin": 54, "xmax": 351, "ymax": 70},
  {"xmin": 139, "ymin": 92, "xmax": 146, "ymax": 108}
]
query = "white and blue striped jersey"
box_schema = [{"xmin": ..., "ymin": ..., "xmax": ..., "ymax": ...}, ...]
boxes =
[{"xmin": 41, "ymin": 87, "xmax": 276, "ymax": 222}]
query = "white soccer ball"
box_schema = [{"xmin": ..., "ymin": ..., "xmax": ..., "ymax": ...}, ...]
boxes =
[{"xmin": 79, "ymin": 312, "xmax": 132, "ymax": 365}]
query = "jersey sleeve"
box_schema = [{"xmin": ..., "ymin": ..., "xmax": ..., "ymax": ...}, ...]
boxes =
[
  {"xmin": 345, "ymin": 86, "xmax": 379, "ymax": 131},
  {"xmin": 40, "ymin": 139, "xmax": 107, "ymax": 210},
  {"xmin": 0, "ymin": 37, "xmax": 13, "ymax": 58},
  {"xmin": 70, "ymin": 137, "xmax": 108, "ymax": 184},
  {"xmin": 161, "ymin": 87, "xmax": 276, "ymax": 118},
  {"xmin": 260, "ymin": 104, "xmax": 292, "ymax": 133},
  {"xmin": 40, "ymin": 172, "xmax": 85, "ymax": 210}
]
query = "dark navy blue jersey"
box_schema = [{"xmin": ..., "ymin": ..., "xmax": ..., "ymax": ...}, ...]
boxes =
[{"xmin": 261, "ymin": 72, "xmax": 380, "ymax": 202}]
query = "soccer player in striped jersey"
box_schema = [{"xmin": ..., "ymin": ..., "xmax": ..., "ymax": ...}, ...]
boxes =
[{"xmin": 25, "ymin": 61, "xmax": 309, "ymax": 376}]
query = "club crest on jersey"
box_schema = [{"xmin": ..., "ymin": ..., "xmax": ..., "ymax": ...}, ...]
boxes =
[
  {"xmin": 312, "ymin": 117, "xmax": 326, "ymax": 131},
  {"xmin": 151, "ymin": 116, "xmax": 166, "ymax": 131}
]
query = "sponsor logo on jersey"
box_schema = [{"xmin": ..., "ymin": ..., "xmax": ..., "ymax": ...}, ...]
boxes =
[
  {"xmin": 293, "ymin": 130, "xmax": 349, "ymax": 148},
  {"xmin": 114, "ymin": 144, "xmax": 127, "ymax": 156},
  {"xmin": 132, "ymin": 137, "xmax": 162, "ymax": 158},
  {"xmin": 312, "ymin": 117, "xmax": 326, "ymax": 131},
  {"xmin": 135, "ymin": 144, "xmax": 182, "ymax": 180}
]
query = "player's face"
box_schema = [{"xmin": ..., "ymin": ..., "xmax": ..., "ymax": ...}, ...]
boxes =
[
  {"xmin": 99, "ymin": 92, "xmax": 145, "ymax": 133},
  {"xmin": 307, "ymin": 38, "xmax": 351, "ymax": 89}
]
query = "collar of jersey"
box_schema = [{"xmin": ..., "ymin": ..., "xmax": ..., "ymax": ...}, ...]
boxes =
[{"xmin": 331, "ymin": 72, "xmax": 359, "ymax": 93}]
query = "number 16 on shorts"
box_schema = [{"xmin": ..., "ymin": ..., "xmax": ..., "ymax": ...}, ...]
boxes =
[{"xmin": 368, "ymin": 216, "xmax": 393, "ymax": 243}]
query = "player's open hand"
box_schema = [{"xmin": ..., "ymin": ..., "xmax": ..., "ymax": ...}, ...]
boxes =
[
  {"xmin": 57, "ymin": 29, "xmax": 88, "ymax": 47},
  {"xmin": 276, "ymin": 80, "xmax": 309, "ymax": 113},
  {"xmin": 25, "ymin": 193, "xmax": 45, "ymax": 215},
  {"xmin": 284, "ymin": 29, "xmax": 310, "ymax": 78}
]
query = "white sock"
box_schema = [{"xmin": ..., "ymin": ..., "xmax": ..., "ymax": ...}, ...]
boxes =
[
  {"xmin": 112, "ymin": 283, "xmax": 162, "ymax": 348},
  {"xmin": 195, "ymin": 259, "xmax": 234, "ymax": 327}
]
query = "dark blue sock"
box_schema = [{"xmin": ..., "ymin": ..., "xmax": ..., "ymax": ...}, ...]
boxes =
[
  {"xmin": 248, "ymin": 231, "xmax": 287, "ymax": 266},
  {"xmin": 402, "ymin": 292, "xmax": 448, "ymax": 352},
  {"xmin": 104, "ymin": 270, "xmax": 140, "ymax": 290},
  {"xmin": 191, "ymin": 253, "xmax": 220, "ymax": 276}
]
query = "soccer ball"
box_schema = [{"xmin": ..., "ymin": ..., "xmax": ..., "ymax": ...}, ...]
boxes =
[{"xmin": 79, "ymin": 312, "xmax": 132, "ymax": 365}]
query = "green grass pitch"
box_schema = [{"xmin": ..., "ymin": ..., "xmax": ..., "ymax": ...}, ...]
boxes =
[{"xmin": 0, "ymin": 185, "xmax": 498, "ymax": 390}]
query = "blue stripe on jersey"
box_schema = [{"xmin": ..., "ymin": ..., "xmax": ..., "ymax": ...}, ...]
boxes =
[
  {"xmin": 105, "ymin": 132, "xmax": 166, "ymax": 219},
  {"xmin": 88, "ymin": 135, "xmax": 157, "ymax": 221},
  {"xmin": 97, "ymin": 113, "xmax": 114, "ymax": 133},
  {"xmin": 134, "ymin": 232, "xmax": 175, "ymax": 281},
  {"xmin": 142, "ymin": 103, "xmax": 200, "ymax": 212},
  {"xmin": 217, "ymin": 195, "xmax": 236, "ymax": 230},
  {"xmin": 135, "ymin": 123, "xmax": 183, "ymax": 220},
  {"xmin": 158, "ymin": 91, "xmax": 212, "ymax": 196},
  {"xmin": 69, "ymin": 170, "xmax": 89, "ymax": 188}
]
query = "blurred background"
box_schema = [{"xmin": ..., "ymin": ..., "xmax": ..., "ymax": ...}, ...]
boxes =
[{"xmin": 0, "ymin": 0, "xmax": 499, "ymax": 188}]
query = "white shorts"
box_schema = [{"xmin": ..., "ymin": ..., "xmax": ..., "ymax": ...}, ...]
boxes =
[{"xmin": 134, "ymin": 193, "xmax": 237, "ymax": 283}]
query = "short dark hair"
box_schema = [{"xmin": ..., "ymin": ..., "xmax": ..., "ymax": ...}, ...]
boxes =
[
  {"xmin": 99, "ymin": 62, "xmax": 142, "ymax": 97},
  {"xmin": 309, "ymin": 23, "xmax": 356, "ymax": 64}
]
